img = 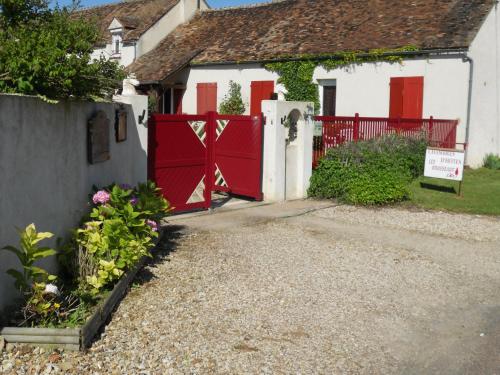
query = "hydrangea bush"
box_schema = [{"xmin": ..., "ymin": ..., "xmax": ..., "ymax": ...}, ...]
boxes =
[{"xmin": 1, "ymin": 181, "xmax": 170, "ymax": 327}]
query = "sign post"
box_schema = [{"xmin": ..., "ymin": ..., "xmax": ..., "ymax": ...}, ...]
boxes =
[{"xmin": 424, "ymin": 147, "xmax": 465, "ymax": 196}]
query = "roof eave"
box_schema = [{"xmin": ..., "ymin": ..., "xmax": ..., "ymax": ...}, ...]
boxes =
[{"xmin": 189, "ymin": 47, "xmax": 471, "ymax": 67}]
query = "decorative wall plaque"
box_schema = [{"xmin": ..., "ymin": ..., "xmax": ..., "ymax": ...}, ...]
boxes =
[
  {"xmin": 115, "ymin": 108, "xmax": 127, "ymax": 142},
  {"xmin": 87, "ymin": 110, "xmax": 110, "ymax": 164}
]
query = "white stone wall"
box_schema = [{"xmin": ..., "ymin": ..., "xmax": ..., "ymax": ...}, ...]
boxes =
[
  {"xmin": 91, "ymin": 44, "xmax": 136, "ymax": 68},
  {"xmin": 313, "ymin": 58, "xmax": 469, "ymax": 144},
  {"xmin": 468, "ymin": 4, "xmax": 500, "ymax": 167},
  {"xmin": 178, "ymin": 57, "xmax": 470, "ymax": 146},
  {"xmin": 175, "ymin": 63, "xmax": 283, "ymax": 114},
  {"xmin": 0, "ymin": 94, "xmax": 148, "ymax": 312}
]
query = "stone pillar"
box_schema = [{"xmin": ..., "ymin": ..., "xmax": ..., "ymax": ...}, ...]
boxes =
[{"xmin": 261, "ymin": 100, "xmax": 314, "ymax": 201}]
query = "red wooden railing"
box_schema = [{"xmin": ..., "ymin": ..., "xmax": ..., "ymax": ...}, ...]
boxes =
[{"xmin": 312, "ymin": 114, "xmax": 458, "ymax": 167}]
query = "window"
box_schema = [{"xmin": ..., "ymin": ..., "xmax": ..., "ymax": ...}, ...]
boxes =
[
  {"xmin": 322, "ymin": 86, "xmax": 337, "ymax": 116},
  {"xmin": 112, "ymin": 33, "xmax": 122, "ymax": 55},
  {"xmin": 250, "ymin": 81, "xmax": 274, "ymax": 116},
  {"xmin": 197, "ymin": 83, "xmax": 217, "ymax": 114},
  {"xmin": 389, "ymin": 77, "xmax": 424, "ymax": 118}
]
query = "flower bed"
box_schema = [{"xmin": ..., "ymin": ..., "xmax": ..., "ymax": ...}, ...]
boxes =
[{"xmin": 0, "ymin": 181, "xmax": 170, "ymax": 350}]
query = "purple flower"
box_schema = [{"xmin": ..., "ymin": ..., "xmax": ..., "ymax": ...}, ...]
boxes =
[
  {"xmin": 92, "ymin": 190, "xmax": 110, "ymax": 205},
  {"xmin": 146, "ymin": 219, "xmax": 158, "ymax": 232},
  {"xmin": 119, "ymin": 183, "xmax": 132, "ymax": 190},
  {"xmin": 130, "ymin": 197, "xmax": 138, "ymax": 205}
]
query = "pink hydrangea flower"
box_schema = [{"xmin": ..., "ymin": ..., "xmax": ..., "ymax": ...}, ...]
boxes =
[
  {"xmin": 92, "ymin": 190, "xmax": 110, "ymax": 205},
  {"xmin": 146, "ymin": 219, "xmax": 158, "ymax": 232}
]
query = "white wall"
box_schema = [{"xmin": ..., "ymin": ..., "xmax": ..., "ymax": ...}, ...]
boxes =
[
  {"xmin": 179, "ymin": 63, "xmax": 283, "ymax": 114},
  {"xmin": 468, "ymin": 4, "xmax": 500, "ymax": 167},
  {"xmin": 138, "ymin": 0, "xmax": 206, "ymax": 58},
  {"xmin": 0, "ymin": 94, "xmax": 148, "ymax": 312},
  {"xmin": 91, "ymin": 0, "xmax": 206, "ymax": 68},
  {"xmin": 313, "ymin": 57, "xmax": 470, "ymax": 145},
  {"xmin": 137, "ymin": 1, "xmax": 183, "ymax": 57},
  {"xmin": 179, "ymin": 58, "xmax": 469, "ymax": 143},
  {"xmin": 91, "ymin": 44, "xmax": 136, "ymax": 68}
]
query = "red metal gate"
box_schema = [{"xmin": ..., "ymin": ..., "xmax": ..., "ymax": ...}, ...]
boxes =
[{"xmin": 148, "ymin": 112, "xmax": 263, "ymax": 213}]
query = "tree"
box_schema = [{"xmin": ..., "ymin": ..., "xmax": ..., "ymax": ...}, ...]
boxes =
[
  {"xmin": 218, "ymin": 81, "xmax": 245, "ymax": 115},
  {"xmin": 0, "ymin": 0, "xmax": 125, "ymax": 100}
]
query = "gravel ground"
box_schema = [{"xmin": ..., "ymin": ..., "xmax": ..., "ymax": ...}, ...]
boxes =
[{"xmin": 2, "ymin": 201, "xmax": 500, "ymax": 374}]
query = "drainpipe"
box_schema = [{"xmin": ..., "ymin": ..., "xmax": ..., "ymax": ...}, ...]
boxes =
[{"xmin": 462, "ymin": 54, "xmax": 474, "ymax": 163}]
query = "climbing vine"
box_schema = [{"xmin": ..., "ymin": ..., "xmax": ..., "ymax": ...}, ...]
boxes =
[{"xmin": 265, "ymin": 46, "xmax": 420, "ymax": 113}]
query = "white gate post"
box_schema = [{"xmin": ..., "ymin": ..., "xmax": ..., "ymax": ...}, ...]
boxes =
[{"xmin": 261, "ymin": 100, "xmax": 314, "ymax": 201}]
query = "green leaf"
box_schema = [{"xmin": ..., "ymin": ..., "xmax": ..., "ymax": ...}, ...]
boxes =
[
  {"xmin": 30, "ymin": 266, "xmax": 49, "ymax": 277},
  {"xmin": 32, "ymin": 248, "xmax": 56, "ymax": 259}
]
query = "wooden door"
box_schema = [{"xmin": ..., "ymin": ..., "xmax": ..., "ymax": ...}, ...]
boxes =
[{"xmin": 322, "ymin": 86, "xmax": 337, "ymax": 116}]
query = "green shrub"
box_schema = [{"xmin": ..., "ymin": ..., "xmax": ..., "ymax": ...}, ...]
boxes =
[
  {"xmin": 76, "ymin": 183, "xmax": 170, "ymax": 294},
  {"xmin": 483, "ymin": 153, "xmax": 500, "ymax": 170},
  {"xmin": 3, "ymin": 181, "xmax": 171, "ymax": 327},
  {"xmin": 308, "ymin": 135, "xmax": 427, "ymax": 205},
  {"xmin": 218, "ymin": 81, "xmax": 245, "ymax": 115},
  {"xmin": 0, "ymin": 0, "xmax": 125, "ymax": 100},
  {"xmin": 1, "ymin": 224, "xmax": 57, "ymax": 293}
]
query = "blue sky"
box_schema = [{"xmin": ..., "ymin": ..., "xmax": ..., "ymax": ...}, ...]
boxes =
[{"xmin": 55, "ymin": 0, "xmax": 268, "ymax": 8}]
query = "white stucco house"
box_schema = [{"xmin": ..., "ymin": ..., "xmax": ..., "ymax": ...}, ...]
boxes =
[
  {"xmin": 78, "ymin": 0, "xmax": 209, "ymax": 67},
  {"xmin": 125, "ymin": 0, "xmax": 500, "ymax": 167}
]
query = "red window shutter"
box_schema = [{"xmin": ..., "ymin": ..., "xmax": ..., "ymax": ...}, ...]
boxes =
[
  {"xmin": 389, "ymin": 77, "xmax": 405, "ymax": 118},
  {"xmin": 173, "ymin": 89, "xmax": 184, "ymax": 114},
  {"xmin": 250, "ymin": 81, "xmax": 275, "ymax": 116},
  {"xmin": 389, "ymin": 77, "xmax": 424, "ymax": 119},
  {"xmin": 197, "ymin": 83, "xmax": 217, "ymax": 114},
  {"xmin": 402, "ymin": 77, "xmax": 424, "ymax": 119}
]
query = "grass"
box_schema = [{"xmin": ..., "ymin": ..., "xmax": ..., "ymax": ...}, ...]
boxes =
[{"xmin": 406, "ymin": 168, "xmax": 500, "ymax": 216}]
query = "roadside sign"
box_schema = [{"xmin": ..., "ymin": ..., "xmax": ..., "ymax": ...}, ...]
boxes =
[{"xmin": 424, "ymin": 147, "xmax": 465, "ymax": 181}]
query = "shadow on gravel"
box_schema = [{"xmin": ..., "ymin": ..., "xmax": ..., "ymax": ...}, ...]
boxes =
[{"xmin": 133, "ymin": 224, "xmax": 187, "ymax": 286}]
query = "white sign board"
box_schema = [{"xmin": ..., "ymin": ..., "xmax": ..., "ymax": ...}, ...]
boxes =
[
  {"xmin": 424, "ymin": 147, "xmax": 465, "ymax": 181},
  {"xmin": 313, "ymin": 121, "xmax": 323, "ymax": 136}
]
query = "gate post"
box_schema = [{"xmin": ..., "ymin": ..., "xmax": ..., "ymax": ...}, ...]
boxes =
[{"xmin": 204, "ymin": 111, "xmax": 216, "ymax": 209}]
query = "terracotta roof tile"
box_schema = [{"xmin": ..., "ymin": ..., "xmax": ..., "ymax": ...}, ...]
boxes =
[
  {"xmin": 76, "ymin": 0, "xmax": 179, "ymax": 45},
  {"xmin": 128, "ymin": 0, "xmax": 493, "ymax": 82}
]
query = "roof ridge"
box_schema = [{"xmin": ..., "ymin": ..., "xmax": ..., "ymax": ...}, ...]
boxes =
[
  {"xmin": 201, "ymin": 0, "xmax": 292, "ymax": 13},
  {"xmin": 79, "ymin": 0, "xmax": 153, "ymax": 12}
]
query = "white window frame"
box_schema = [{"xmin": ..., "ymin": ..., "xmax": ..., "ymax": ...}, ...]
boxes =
[{"xmin": 111, "ymin": 33, "xmax": 122, "ymax": 55}]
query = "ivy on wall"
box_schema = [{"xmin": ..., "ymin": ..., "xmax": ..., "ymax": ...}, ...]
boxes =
[{"xmin": 264, "ymin": 46, "xmax": 420, "ymax": 113}]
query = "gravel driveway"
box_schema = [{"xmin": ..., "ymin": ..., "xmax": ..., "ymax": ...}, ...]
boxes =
[{"xmin": 2, "ymin": 200, "xmax": 500, "ymax": 374}]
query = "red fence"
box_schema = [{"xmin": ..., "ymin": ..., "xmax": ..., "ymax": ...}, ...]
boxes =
[{"xmin": 313, "ymin": 114, "xmax": 458, "ymax": 167}]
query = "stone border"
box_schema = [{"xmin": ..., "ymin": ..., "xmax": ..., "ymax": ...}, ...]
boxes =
[{"xmin": 0, "ymin": 230, "xmax": 163, "ymax": 351}]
